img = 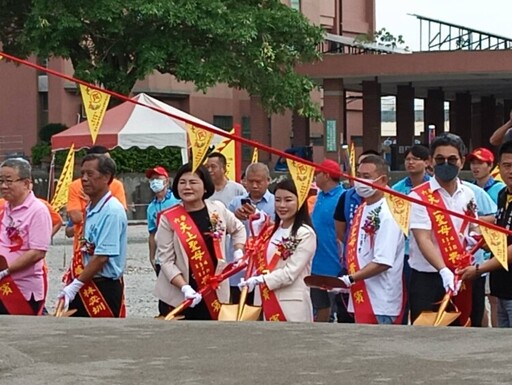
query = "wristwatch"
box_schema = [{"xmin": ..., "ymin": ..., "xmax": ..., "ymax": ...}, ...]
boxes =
[{"xmin": 348, "ymin": 275, "xmax": 355, "ymax": 284}]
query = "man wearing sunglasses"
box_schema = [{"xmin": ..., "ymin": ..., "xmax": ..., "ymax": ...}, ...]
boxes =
[{"xmin": 408, "ymin": 133, "xmax": 479, "ymax": 326}]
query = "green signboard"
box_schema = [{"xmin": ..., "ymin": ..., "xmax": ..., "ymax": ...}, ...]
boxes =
[{"xmin": 326, "ymin": 120, "xmax": 336, "ymax": 152}]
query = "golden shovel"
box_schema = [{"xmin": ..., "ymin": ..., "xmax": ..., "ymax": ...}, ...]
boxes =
[
  {"xmin": 218, "ymin": 214, "xmax": 264, "ymax": 321},
  {"xmin": 52, "ymin": 298, "xmax": 77, "ymax": 317},
  {"xmin": 413, "ymin": 291, "xmax": 460, "ymax": 327},
  {"xmin": 413, "ymin": 239, "xmax": 484, "ymax": 327}
]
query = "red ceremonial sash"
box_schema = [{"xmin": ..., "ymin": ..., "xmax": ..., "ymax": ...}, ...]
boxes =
[
  {"xmin": 254, "ymin": 226, "xmax": 287, "ymax": 322},
  {"xmin": 65, "ymin": 194, "xmax": 124, "ymax": 317},
  {"xmin": 0, "ymin": 275, "xmax": 37, "ymax": 315},
  {"xmin": 165, "ymin": 205, "xmax": 222, "ymax": 320},
  {"xmin": 346, "ymin": 203, "xmax": 378, "ymax": 324},
  {"xmin": 414, "ymin": 182, "xmax": 472, "ymax": 325}
]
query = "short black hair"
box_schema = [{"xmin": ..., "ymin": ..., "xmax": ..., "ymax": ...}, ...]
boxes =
[
  {"xmin": 87, "ymin": 145, "xmax": 109, "ymax": 155},
  {"xmin": 358, "ymin": 154, "xmax": 389, "ymax": 177},
  {"xmin": 81, "ymin": 154, "xmax": 116, "ymax": 184},
  {"xmin": 207, "ymin": 152, "xmax": 227, "ymax": 168},
  {"xmin": 360, "ymin": 149, "xmax": 380, "ymax": 157},
  {"xmin": 172, "ymin": 163, "xmax": 215, "ymax": 200},
  {"xmin": 498, "ymin": 140, "xmax": 512, "ymax": 161},
  {"xmin": 404, "ymin": 145, "xmax": 430, "ymax": 160},
  {"xmin": 430, "ymin": 133, "xmax": 467, "ymax": 158},
  {"xmin": 272, "ymin": 179, "xmax": 312, "ymax": 237}
]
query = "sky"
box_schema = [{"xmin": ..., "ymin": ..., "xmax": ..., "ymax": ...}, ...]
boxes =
[{"xmin": 376, "ymin": 0, "xmax": 512, "ymax": 51}]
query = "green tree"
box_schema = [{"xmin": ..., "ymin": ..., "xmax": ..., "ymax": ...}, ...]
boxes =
[{"xmin": 1, "ymin": 0, "xmax": 324, "ymax": 118}]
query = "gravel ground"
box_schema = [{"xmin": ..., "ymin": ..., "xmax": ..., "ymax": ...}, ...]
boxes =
[{"xmin": 46, "ymin": 224, "xmax": 158, "ymax": 318}]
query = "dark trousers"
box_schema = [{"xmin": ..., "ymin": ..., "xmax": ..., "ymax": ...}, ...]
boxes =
[
  {"xmin": 70, "ymin": 278, "xmax": 124, "ymax": 317},
  {"xmin": 230, "ymin": 286, "xmax": 254, "ymax": 305},
  {"xmin": 0, "ymin": 295, "xmax": 43, "ymax": 315},
  {"xmin": 401, "ymin": 255, "xmax": 411, "ymax": 325},
  {"xmin": 155, "ymin": 265, "xmax": 173, "ymax": 316},
  {"xmin": 471, "ymin": 276, "xmax": 485, "ymax": 327},
  {"xmin": 335, "ymin": 292, "xmax": 354, "ymax": 323},
  {"xmin": 409, "ymin": 269, "xmax": 447, "ymax": 323}
]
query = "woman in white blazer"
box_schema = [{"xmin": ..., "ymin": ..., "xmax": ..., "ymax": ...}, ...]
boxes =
[
  {"xmin": 239, "ymin": 179, "xmax": 317, "ymax": 322},
  {"xmin": 154, "ymin": 163, "xmax": 246, "ymax": 319}
]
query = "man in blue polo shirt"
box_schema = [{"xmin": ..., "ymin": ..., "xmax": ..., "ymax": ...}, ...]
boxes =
[
  {"xmin": 58, "ymin": 154, "xmax": 128, "ymax": 317},
  {"xmin": 311, "ymin": 159, "xmax": 344, "ymax": 322},
  {"xmin": 146, "ymin": 166, "xmax": 180, "ymax": 274},
  {"xmin": 468, "ymin": 147, "xmax": 505, "ymax": 204}
]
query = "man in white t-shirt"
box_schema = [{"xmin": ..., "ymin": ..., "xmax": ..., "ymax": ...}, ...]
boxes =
[
  {"xmin": 334, "ymin": 155, "xmax": 405, "ymax": 324},
  {"xmin": 408, "ymin": 133, "xmax": 478, "ymax": 326},
  {"xmin": 206, "ymin": 152, "xmax": 245, "ymax": 207}
]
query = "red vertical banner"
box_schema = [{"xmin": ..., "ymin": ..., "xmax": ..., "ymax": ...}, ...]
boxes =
[{"xmin": 234, "ymin": 123, "xmax": 242, "ymax": 182}]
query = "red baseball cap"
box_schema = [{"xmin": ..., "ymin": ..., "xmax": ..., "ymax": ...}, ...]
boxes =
[
  {"xmin": 145, "ymin": 166, "xmax": 169, "ymax": 179},
  {"xmin": 317, "ymin": 159, "xmax": 340, "ymax": 178},
  {"xmin": 467, "ymin": 148, "xmax": 494, "ymax": 164}
]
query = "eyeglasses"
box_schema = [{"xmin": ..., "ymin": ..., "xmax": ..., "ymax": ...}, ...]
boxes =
[
  {"xmin": 433, "ymin": 156, "xmax": 459, "ymax": 166},
  {"xmin": 0, "ymin": 178, "xmax": 24, "ymax": 186}
]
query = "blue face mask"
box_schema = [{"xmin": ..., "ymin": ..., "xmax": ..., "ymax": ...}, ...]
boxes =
[
  {"xmin": 434, "ymin": 163, "xmax": 459, "ymax": 182},
  {"xmin": 149, "ymin": 179, "xmax": 165, "ymax": 193}
]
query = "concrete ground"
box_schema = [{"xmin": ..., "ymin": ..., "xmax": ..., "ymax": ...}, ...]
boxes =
[{"xmin": 0, "ymin": 317, "xmax": 510, "ymax": 385}]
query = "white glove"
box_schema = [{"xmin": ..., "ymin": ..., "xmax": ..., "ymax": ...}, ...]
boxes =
[
  {"xmin": 465, "ymin": 231, "xmax": 480, "ymax": 250},
  {"xmin": 439, "ymin": 267, "xmax": 456, "ymax": 294},
  {"xmin": 328, "ymin": 276, "xmax": 352, "ymax": 294},
  {"xmin": 250, "ymin": 210, "xmax": 268, "ymax": 236},
  {"xmin": 181, "ymin": 284, "xmax": 202, "ymax": 308},
  {"xmin": 238, "ymin": 275, "xmax": 265, "ymax": 293},
  {"xmin": 58, "ymin": 278, "xmax": 84, "ymax": 310},
  {"xmin": 340, "ymin": 275, "xmax": 353, "ymax": 288},
  {"xmin": 0, "ymin": 269, "xmax": 9, "ymax": 281},
  {"xmin": 233, "ymin": 249, "xmax": 244, "ymax": 266}
]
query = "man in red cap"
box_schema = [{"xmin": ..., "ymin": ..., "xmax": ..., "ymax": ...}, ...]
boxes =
[
  {"xmin": 146, "ymin": 166, "xmax": 179, "ymax": 274},
  {"xmin": 468, "ymin": 147, "xmax": 505, "ymax": 204},
  {"xmin": 310, "ymin": 159, "xmax": 345, "ymax": 322}
]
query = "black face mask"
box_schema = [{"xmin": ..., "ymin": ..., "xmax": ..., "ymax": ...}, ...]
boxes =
[{"xmin": 434, "ymin": 163, "xmax": 459, "ymax": 182}]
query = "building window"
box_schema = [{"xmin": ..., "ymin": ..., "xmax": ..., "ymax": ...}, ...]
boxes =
[
  {"xmin": 241, "ymin": 116, "xmax": 251, "ymax": 161},
  {"xmin": 213, "ymin": 115, "xmax": 233, "ymax": 132},
  {"xmin": 290, "ymin": 0, "xmax": 300, "ymax": 11}
]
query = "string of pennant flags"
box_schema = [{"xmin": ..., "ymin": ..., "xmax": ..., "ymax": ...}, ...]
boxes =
[{"xmin": 0, "ymin": 50, "xmax": 508, "ymax": 271}]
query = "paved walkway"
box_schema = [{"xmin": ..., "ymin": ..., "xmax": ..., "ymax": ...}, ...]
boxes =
[{"xmin": 0, "ymin": 317, "xmax": 510, "ymax": 385}]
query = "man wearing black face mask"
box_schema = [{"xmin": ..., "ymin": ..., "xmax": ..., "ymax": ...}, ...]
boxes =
[{"xmin": 408, "ymin": 133, "xmax": 479, "ymax": 326}]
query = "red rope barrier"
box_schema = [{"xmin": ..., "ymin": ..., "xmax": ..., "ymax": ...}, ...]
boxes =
[{"xmin": 2, "ymin": 51, "xmax": 512, "ymax": 237}]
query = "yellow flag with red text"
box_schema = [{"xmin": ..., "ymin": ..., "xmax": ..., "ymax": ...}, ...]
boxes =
[
  {"xmin": 51, "ymin": 144, "xmax": 75, "ymax": 211},
  {"xmin": 210, "ymin": 129, "xmax": 235, "ymax": 180},
  {"xmin": 385, "ymin": 192, "xmax": 411, "ymax": 236},
  {"xmin": 286, "ymin": 159, "xmax": 315, "ymax": 209},
  {"xmin": 491, "ymin": 165, "xmax": 502, "ymax": 182},
  {"xmin": 349, "ymin": 142, "xmax": 356, "ymax": 177},
  {"xmin": 79, "ymin": 85, "xmax": 110, "ymax": 144},
  {"xmin": 188, "ymin": 124, "xmax": 214, "ymax": 173},
  {"xmin": 481, "ymin": 226, "xmax": 508, "ymax": 271},
  {"xmin": 251, "ymin": 148, "xmax": 259, "ymax": 164}
]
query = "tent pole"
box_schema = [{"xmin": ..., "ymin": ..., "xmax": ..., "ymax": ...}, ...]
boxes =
[{"xmin": 47, "ymin": 151, "xmax": 56, "ymax": 201}]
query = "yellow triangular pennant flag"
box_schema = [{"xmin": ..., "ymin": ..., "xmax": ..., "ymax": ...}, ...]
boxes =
[
  {"xmin": 251, "ymin": 148, "xmax": 259, "ymax": 164},
  {"xmin": 286, "ymin": 159, "xmax": 315, "ymax": 209},
  {"xmin": 187, "ymin": 124, "xmax": 214, "ymax": 173},
  {"xmin": 385, "ymin": 192, "xmax": 411, "ymax": 236},
  {"xmin": 491, "ymin": 165, "xmax": 502, "ymax": 182},
  {"xmin": 209, "ymin": 129, "xmax": 235, "ymax": 180},
  {"xmin": 481, "ymin": 226, "xmax": 508, "ymax": 271},
  {"xmin": 349, "ymin": 142, "xmax": 356, "ymax": 177},
  {"xmin": 79, "ymin": 84, "xmax": 110, "ymax": 144},
  {"xmin": 50, "ymin": 144, "xmax": 75, "ymax": 212}
]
